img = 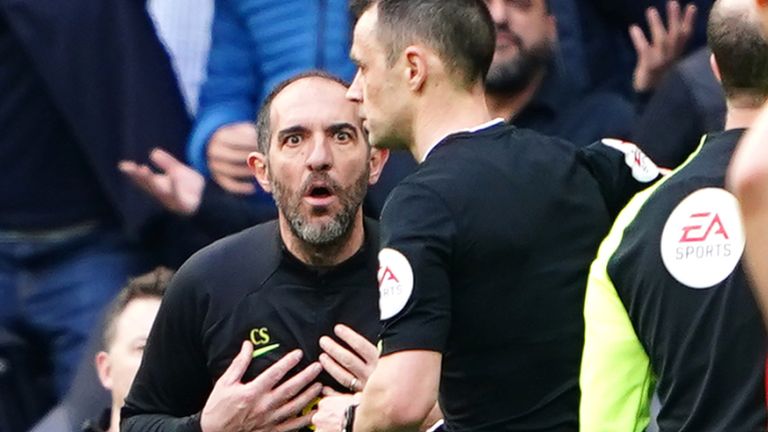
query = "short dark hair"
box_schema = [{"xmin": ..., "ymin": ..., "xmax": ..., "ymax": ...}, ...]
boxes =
[
  {"xmin": 350, "ymin": 0, "xmax": 496, "ymax": 88},
  {"xmin": 101, "ymin": 267, "xmax": 173, "ymax": 349},
  {"xmin": 255, "ymin": 71, "xmax": 350, "ymax": 154},
  {"xmin": 707, "ymin": 0, "xmax": 768, "ymax": 104}
]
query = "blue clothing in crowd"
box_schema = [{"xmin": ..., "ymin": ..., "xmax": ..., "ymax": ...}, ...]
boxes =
[{"xmin": 187, "ymin": 0, "xmax": 356, "ymax": 175}]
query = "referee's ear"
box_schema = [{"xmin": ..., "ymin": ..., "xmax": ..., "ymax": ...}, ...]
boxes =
[
  {"xmin": 710, "ymin": 53, "xmax": 722, "ymax": 84},
  {"xmin": 248, "ymin": 151, "xmax": 272, "ymax": 193},
  {"xmin": 368, "ymin": 148, "xmax": 389, "ymax": 185}
]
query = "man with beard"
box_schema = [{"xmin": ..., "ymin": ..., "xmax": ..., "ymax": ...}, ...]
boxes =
[
  {"xmin": 484, "ymin": 0, "xmax": 635, "ymax": 147},
  {"xmin": 120, "ymin": 71, "xmax": 389, "ymax": 431}
]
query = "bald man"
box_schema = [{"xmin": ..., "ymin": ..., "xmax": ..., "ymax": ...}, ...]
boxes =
[{"xmin": 581, "ymin": 0, "xmax": 768, "ymax": 429}]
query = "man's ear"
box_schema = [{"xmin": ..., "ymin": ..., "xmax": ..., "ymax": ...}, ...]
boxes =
[
  {"xmin": 403, "ymin": 46, "xmax": 429, "ymax": 92},
  {"xmin": 710, "ymin": 53, "xmax": 722, "ymax": 84},
  {"xmin": 368, "ymin": 148, "xmax": 390, "ymax": 185},
  {"xmin": 247, "ymin": 151, "xmax": 272, "ymax": 193},
  {"xmin": 95, "ymin": 351, "xmax": 113, "ymax": 391}
]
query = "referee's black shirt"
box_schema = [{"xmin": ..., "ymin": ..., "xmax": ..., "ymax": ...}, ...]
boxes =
[
  {"xmin": 121, "ymin": 219, "xmax": 380, "ymax": 431},
  {"xmin": 377, "ymin": 122, "xmax": 612, "ymax": 431}
]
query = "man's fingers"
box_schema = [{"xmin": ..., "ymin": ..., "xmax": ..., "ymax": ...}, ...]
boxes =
[
  {"xmin": 212, "ymin": 174, "xmax": 256, "ymax": 195},
  {"xmin": 150, "ymin": 148, "xmax": 184, "ymax": 173},
  {"xmin": 679, "ymin": 4, "xmax": 697, "ymax": 46},
  {"xmin": 629, "ymin": 25, "xmax": 649, "ymax": 57},
  {"xmin": 269, "ymin": 362, "xmax": 323, "ymax": 407},
  {"xmin": 247, "ymin": 349, "xmax": 304, "ymax": 391},
  {"xmin": 666, "ymin": 0, "xmax": 681, "ymax": 37},
  {"xmin": 120, "ymin": 162, "xmax": 163, "ymax": 195},
  {"xmin": 276, "ymin": 411, "xmax": 315, "ymax": 432},
  {"xmin": 322, "ymin": 386, "xmax": 342, "ymax": 397},
  {"xmin": 208, "ymin": 141, "xmax": 256, "ymax": 163},
  {"xmin": 208, "ymin": 160, "xmax": 254, "ymax": 179},
  {"xmin": 646, "ymin": 7, "xmax": 667, "ymax": 48},
  {"xmin": 334, "ymin": 324, "xmax": 379, "ymax": 363},
  {"xmin": 269, "ymin": 382, "xmax": 323, "ymax": 425},
  {"xmin": 318, "ymin": 351, "xmax": 356, "ymax": 391},
  {"xmin": 220, "ymin": 341, "xmax": 253, "ymax": 384}
]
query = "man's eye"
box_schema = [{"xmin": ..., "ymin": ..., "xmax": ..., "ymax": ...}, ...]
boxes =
[
  {"xmin": 335, "ymin": 131, "xmax": 352, "ymax": 142},
  {"xmin": 284, "ymin": 135, "xmax": 302, "ymax": 146}
]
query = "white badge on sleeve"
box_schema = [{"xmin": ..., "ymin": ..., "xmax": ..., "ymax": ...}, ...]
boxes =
[
  {"xmin": 660, "ymin": 187, "xmax": 745, "ymax": 289},
  {"xmin": 601, "ymin": 138, "xmax": 660, "ymax": 183},
  {"xmin": 378, "ymin": 248, "xmax": 414, "ymax": 320}
]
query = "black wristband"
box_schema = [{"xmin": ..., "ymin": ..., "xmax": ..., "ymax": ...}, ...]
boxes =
[{"xmin": 342, "ymin": 403, "xmax": 358, "ymax": 432}]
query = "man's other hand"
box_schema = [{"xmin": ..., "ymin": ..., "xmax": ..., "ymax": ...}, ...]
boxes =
[
  {"xmin": 119, "ymin": 148, "xmax": 205, "ymax": 215},
  {"xmin": 630, "ymin": 0, "xmax": 697, "ymax": 93},
  {"xmin": 318, "ymin": 324, "xmax": 378, "ymax": 393},
  {"xmin": 200, "ymin": 341, "xmax": 323, "ymax": 432},
  {"xmin": 207, "ymin": 122, "xmax": 259, "ymax": 195}
]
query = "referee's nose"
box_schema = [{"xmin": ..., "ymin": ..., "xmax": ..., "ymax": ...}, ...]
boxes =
[
  {"xmin": 306, "ymin": 136, "xmax": 333, "ymax": 172},
  {"xmin": 347, "ymin": 70, "xmax": 363, "ymax": 104}
]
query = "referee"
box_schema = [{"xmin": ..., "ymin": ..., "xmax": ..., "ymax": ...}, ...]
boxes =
[
  {"xmin": 310, "ymin": 1, "xmax": 661, "ymax": 431},
  {"xmin": 580, "ymin": 0, "xmax": 768, "ymax": 430}
]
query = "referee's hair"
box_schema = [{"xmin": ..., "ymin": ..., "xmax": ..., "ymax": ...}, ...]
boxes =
[
  {"xmin": 254, "ymin": 71, "xmax": 350, "ymax": 155},
  {"xmin": 707, "ymin": 0, "xmax": 768, "ymax": 106},
  {"xmin": 350, "ymin": 0, "xmax": 496, "ymax": 89}
]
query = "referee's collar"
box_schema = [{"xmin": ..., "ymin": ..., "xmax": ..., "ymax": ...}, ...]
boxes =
[{"xmin": 421, "ymin": 118, "xmax": 505, "ymax": 162}]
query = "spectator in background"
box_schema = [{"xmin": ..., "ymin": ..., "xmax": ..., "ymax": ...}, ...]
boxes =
[
  {"xmin": 147, "ymin": 0, "xmax": 213, "ymax": 114},
  {"xmin": 0, "ymin": 0, "xmax": 189, "ymax": 422},
  {"xmin": 484, "ymin": 0, "xmax": 635, "ymax": 147},
  {"xmin": 632, "ymin": 47, "xmax": 725, "ymax": 169},
  {"xmin": 188, "ymin": 0, "xmax": 355, "ymax": 195},
  {"xmin": 579, "ymin": 0, "xmax": 712, "ymax": 96},
  {"xmin": 82, "ymin": 268, "xmax": 172, "ymax": 432},
  {"xmin": 187, "ymin": 0, "xmax": 415, "ymax": 224}
]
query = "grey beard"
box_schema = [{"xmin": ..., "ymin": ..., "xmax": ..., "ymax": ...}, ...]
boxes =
[{"xmin": 271, "ymin": 168, "xmax": 368, "ymax": 249}]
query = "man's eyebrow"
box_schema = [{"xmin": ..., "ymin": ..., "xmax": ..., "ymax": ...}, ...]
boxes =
[
  {"xmin": 276, "ymin": 125, "xmax": 310, "ymax": 140},
  {"xmin": 327, "ymin": 123, "xmax": 359, "ymax": 136}
]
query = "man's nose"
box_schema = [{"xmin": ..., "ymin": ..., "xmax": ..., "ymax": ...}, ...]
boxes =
[
  {"xmin": 485, "ymin": 0, "xmax": 507, "ymax": 25},
  {"xmin": 347, "ymin": 70, "xmax": 363, "ymax": 102},
  {"xmin": 306, "ymin": 137, "xmax": 333, "ymax": 171}
]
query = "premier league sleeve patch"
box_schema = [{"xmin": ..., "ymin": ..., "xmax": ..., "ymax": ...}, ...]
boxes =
[
  {"xmin": 660, "ymin": 187, "xmax": 745, "ymax": 289},
  {"xmin": 378, "ymin": 248, "xmax": 414, "ymax": 320},
  {"xmin": 601, "ymin": 138, "xmax": 661, "ymax": 183}
]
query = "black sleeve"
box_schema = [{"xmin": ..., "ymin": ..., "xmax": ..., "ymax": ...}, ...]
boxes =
[
  {"xmin": 577, "ymin": 139, "xmax": 662, "ymax": 217},
  {"xmin": 631, "ymin": 68, "xmax": 704, "ymax": 169},
  {"xmin": 377, "ymin": 183, "xmax": 455, "ymax": 355},
  {"xmin": 190, "ymin": 182, "xmax": 277, "ymax": 239},
  {"xmin": 121, "ymin": 261, "xmax": 213, "ymax": 432}
]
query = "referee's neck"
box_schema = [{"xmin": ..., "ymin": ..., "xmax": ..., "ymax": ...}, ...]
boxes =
[
  {"xmin": 724, "ymin": 102, "xmax": 761, "ymax": 131},
  {"xmin": 412, "ymin": 85, "xmax": 492, "ymax": 162}
]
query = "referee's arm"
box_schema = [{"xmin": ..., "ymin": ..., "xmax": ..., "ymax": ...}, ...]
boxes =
[{"xmin": 354, "ymin": 350, "xmax": 441, "ymax": 431}]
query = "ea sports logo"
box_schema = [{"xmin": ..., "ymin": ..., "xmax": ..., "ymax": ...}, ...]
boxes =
[
  {"xmin": 378, "ymin": 248, "xmax": 414, "ymax": 320},
  {"xmin": 660, "ymin": 188, "xmax": 745, "ymax": 289}
]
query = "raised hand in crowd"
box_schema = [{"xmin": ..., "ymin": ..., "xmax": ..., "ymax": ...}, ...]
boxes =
[
  {"xmin": 119, "ymin": 148, "xmax": 205, "ymax": 216},
  {"xmin": 207, "ymin": 122, "xmax": 259, "ymax": 195},
  {"xmin": 200, "ymin": 341, "xmax": 323, "ymax": 432},
  {"xmin": 630, "ymin": 0, "xmax": 697, "ymax": 93}
]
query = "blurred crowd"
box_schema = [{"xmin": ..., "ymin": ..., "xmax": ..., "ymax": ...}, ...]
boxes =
[{"xmin": 5, "ymin": 0, "xmax": 765, "ymax": 430}]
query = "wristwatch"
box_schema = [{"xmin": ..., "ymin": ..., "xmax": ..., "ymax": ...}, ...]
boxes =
[{"xmin": 342, "ymin": 403, "xmax": 358, "ymax": 432}]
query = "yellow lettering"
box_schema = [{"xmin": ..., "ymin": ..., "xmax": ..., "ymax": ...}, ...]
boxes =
[{"xmin": 250, "ymin": 327, "xmax": 270, "ymax": 345}]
